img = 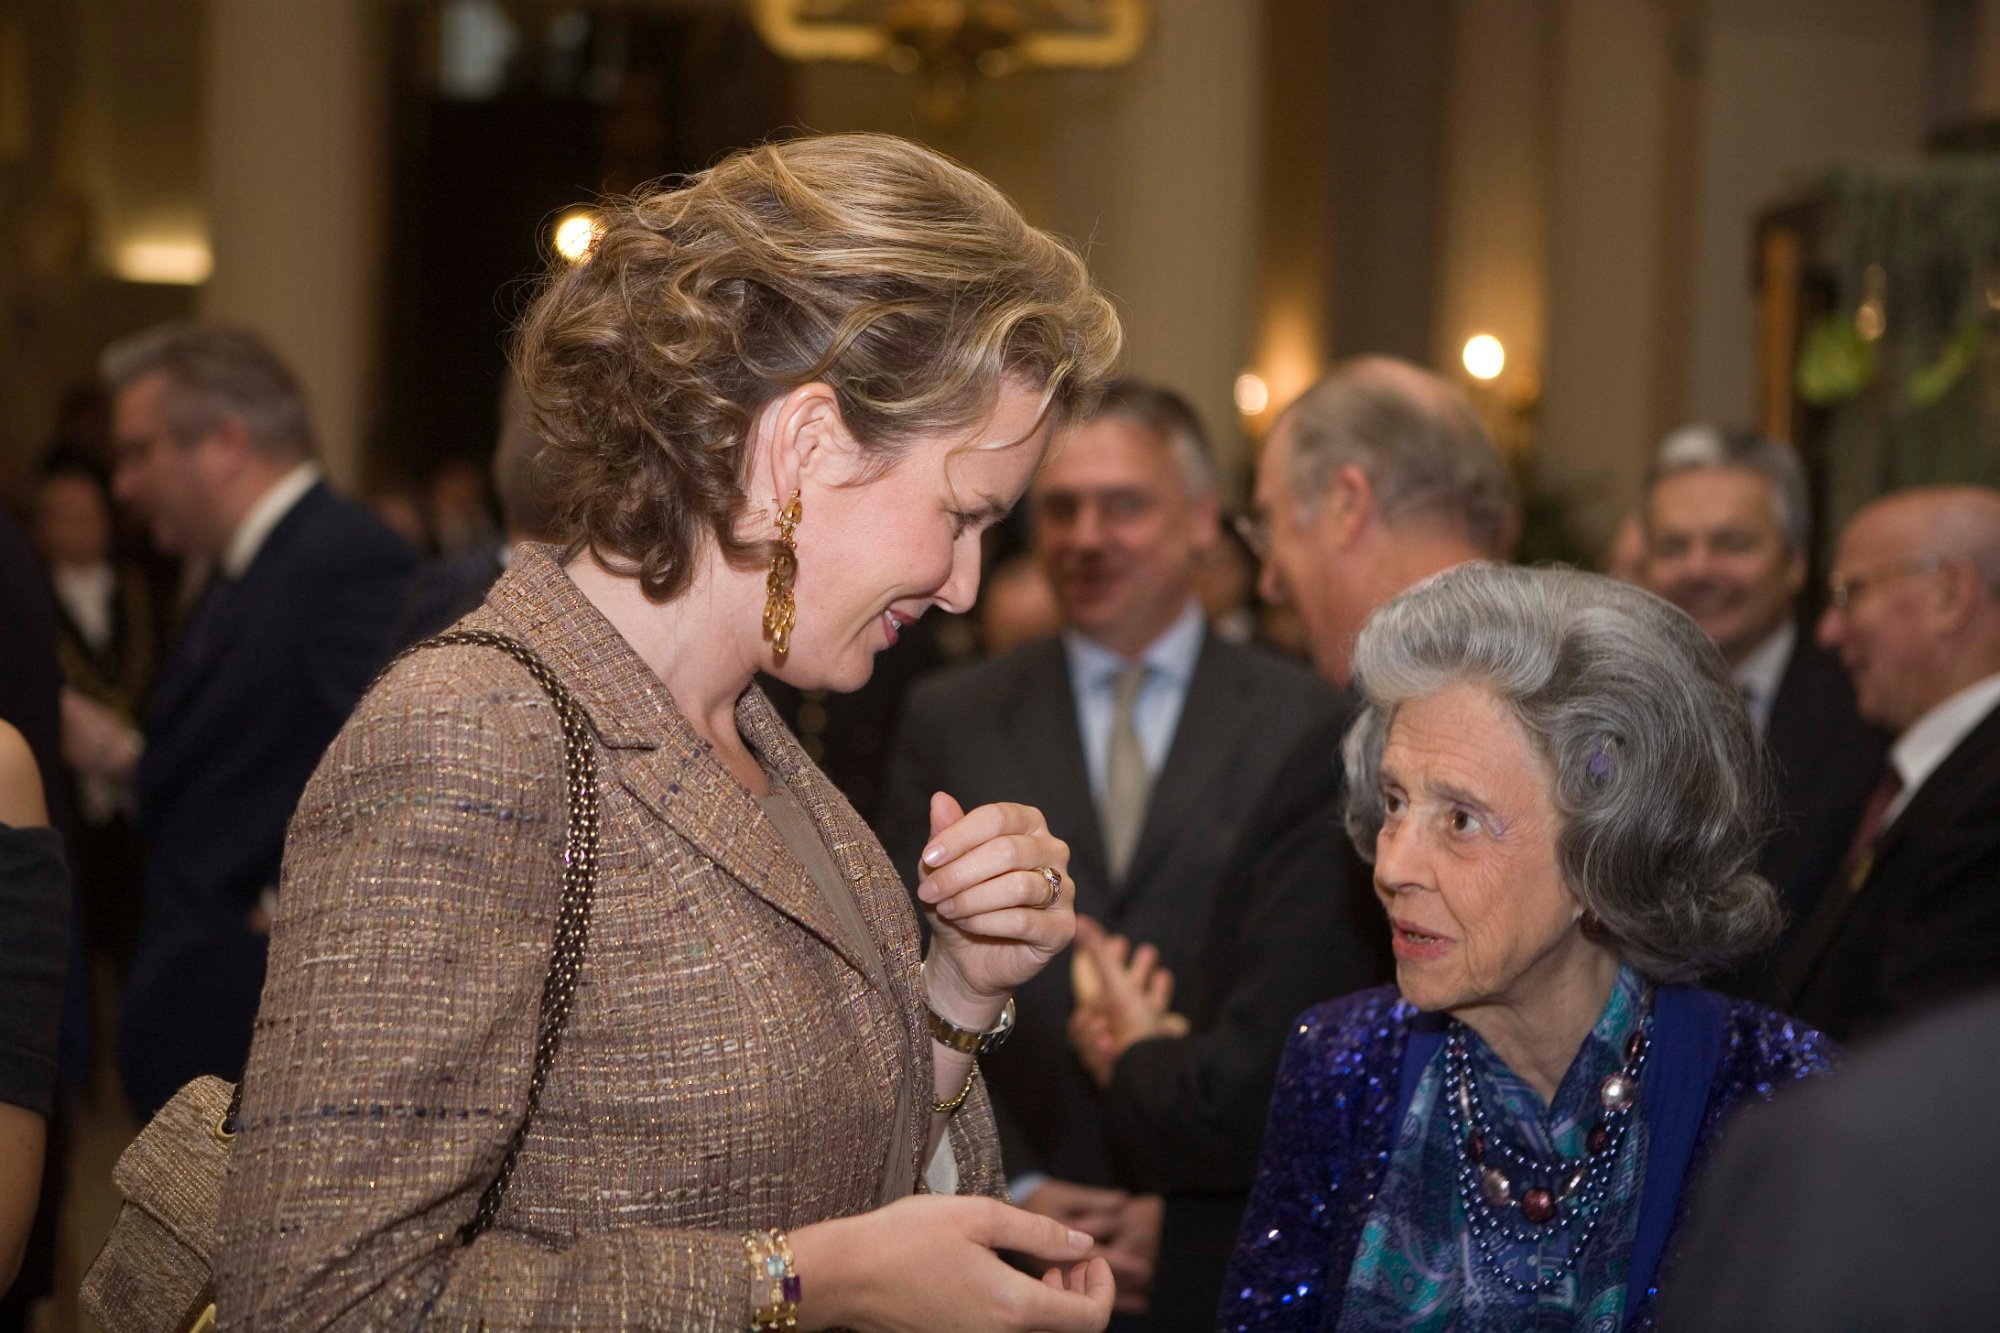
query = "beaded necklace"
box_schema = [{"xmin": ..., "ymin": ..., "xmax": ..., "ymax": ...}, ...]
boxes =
[{"xmin": 1442, "ymin": 985, "xmax": 1654, "ymax": 1296}]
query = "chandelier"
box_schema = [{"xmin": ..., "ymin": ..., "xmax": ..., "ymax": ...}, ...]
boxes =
[{"xmin": 750, "ymin": 0, "xmax": 1150, "ymax": 125}]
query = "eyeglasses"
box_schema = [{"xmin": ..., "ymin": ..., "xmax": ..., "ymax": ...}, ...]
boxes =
[
  {"xmin": 1826, "ymin": 553, "xmax": 1944, "ymax": 610},
  {"xmin": 1232, "ymin": 511, "xmax": 1270, "ymax": 562}
]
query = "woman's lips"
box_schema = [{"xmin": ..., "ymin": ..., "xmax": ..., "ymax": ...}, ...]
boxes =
[{"xmin": 1390, "ymin": 918, "xmax": 1453, "ymax": 962}]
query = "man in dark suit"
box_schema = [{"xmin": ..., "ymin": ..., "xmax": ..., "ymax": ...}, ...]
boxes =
[
  {"xmin": 1661, "ymin": 988, "xmax": 2000, "ymax": 1331},
  {"xmin": 89, "ymin": 323, "xmax": 414, "ymax": 1118},
  {"xmin": 1063, "ymin": 358, "xmax": 1516, "ymax": 1328},
  {"xmin": 1777, "ymin": 485, "xmax": 2000, "ymax": 1044},
  {"xmin": 879, "ymin": 379, "xmax": 1339, "ymax": 1321},
  {"xmin": 1641, "ymin": 427, "xmax": 1887, "ymax": 996}
]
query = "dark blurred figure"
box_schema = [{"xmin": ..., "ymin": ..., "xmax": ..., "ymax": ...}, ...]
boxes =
[
  {"xmin": 1602, "ymin": 509, "xmax": 1647, "ymax": 585},
  {"xmin": 0, "ymin": 512, "xmax": 71, "ymax": 1328},
  {"xmin": 1663, "ymin": 988, "xmax": 2000, "ymax": 1332},
  {"xmin": 1778, "ymin": 486, "xmax": 2000, "ymax": 1044},
  {"xmin": 95, "ymin": 322, "xmax": 415, "ymax": 1119},
  {"xmin": 32, "ymin": 456, "xmax": 159, "ymax": 975},
  {"xmin": 978, "ymin": 550, "xmax": 1063, "ymax": 656},
  {"xmin": 0, "ymin": 720, "xmax": 69, "ymax": 1305},
  {"xmin": 46, "ymin": 383, "xmax": 114, "ymax": 474},
  {"xmin": 1641, "ymin": 427, "xmax": 1887, "ymax": 999},
  {"xmin": 424, "ymin": 456, "xmax": 500, "ymax": 558},
  {"xmin": 366, "ymin": 481, "xmax": 432, "ymax": 556},
  {"xmin": 399, "ymin": 372, "xmax": 563, "ymax": 643},
  {"xmin": 0, "ymin": 514, "xmax": 65, "ymax": 828},
  {"xmin": 1194, "ymin": 521, "xmax": 1258, "ymax": 646}
]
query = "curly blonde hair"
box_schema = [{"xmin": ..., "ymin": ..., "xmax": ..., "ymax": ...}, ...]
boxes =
[{"xmin": 516, "ymin": 132, "xmax": 1124, "ymax": 601}]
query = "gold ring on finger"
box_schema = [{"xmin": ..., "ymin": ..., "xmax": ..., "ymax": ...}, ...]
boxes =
[{"xmin": 1033, "ymin": 865, "xmax": 1063, "ymax": 910}]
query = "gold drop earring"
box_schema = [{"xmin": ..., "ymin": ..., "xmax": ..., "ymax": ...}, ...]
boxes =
[{"xmin": 762, "ymin": 490, "xmax": 802, "ymax": 664}]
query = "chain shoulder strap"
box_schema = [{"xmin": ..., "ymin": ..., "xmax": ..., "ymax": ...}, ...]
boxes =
[{"xmin": 401, "ymin": 629, "xmax": 603, "ymax": 1245}]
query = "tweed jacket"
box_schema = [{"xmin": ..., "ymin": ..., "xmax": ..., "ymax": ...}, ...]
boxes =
[{"xmin": 216, "ymin": 546, "xmax": 1005, "ymax": 1330}]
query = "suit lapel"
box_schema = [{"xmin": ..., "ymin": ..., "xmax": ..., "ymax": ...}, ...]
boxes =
[
  {"xmin": 1762, "ymin": 633, "xmax": 1826, "ymax": 783},
  {"xmin": 1119, "ymin": 632, "xmax": 1241, "ymax": 902},
  {"xmin": 1869, "ymin": 698, "xmax": 2000, "ymax": 873},
  {"xmin": 1784, "ymin": 697, "xmax": 2000, "ymax": 1004},
  {"xmin": 1002, "ymin": 641, "xmax": 1108, "ymax": 900},
  {"xmin": 483, "ymin": 546, "xmax": 873, "ymax": 981},
  {"xmin": 149, "ymin": 486, "xmax": 328, "ymax": 726}
]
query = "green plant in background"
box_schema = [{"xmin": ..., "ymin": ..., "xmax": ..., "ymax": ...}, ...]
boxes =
[
  {"xmin": 1795, "ymin": 314, "xmax": 1875, "ymax": 406},
  {"xmin": 1908, "ymin": 314, "xmax": 1983, "ymax": 408},
  {"xmin": 1800, "ymin": 161, "xmax": 2000, "ymax": 562},
  {"xmin": 1808, "ymin": 161, "xmax": 2000, "ymax": 560}
]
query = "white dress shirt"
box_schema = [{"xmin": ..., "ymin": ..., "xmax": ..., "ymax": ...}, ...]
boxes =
[
  {"xmin": 1884, "ymin": 670, "xmax": 2000, "ymax": 826},
  {"xmin": 221, "ymin": 462, "xmax": 322, "ymax": 579},
  {"xmin": 1732, "ymin": 621, "xmax": 1796, "ymax": 736},
  {"xmin": 52, "ymin": 560, "xmax": 117, "ymax": 653},
  {"xmin": 1062, "ymin": 600, "xmax": 1208, "ymax": 802}
]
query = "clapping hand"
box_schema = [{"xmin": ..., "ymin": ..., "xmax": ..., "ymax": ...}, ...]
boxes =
[{"xmin": 1067, "ymin": 916, "xmax": 1189, "ymax": 1088}]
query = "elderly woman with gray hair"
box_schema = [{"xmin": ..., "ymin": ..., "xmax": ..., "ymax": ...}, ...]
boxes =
[{"xmin": 1221, "ymin": 564, "xmax": 1835, "ymax": 1332}]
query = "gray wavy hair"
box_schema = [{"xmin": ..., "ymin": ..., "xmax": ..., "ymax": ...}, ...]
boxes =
[{"xmin": 1341, "ymin": 563, "xmax": 1782, "ymax": 982}]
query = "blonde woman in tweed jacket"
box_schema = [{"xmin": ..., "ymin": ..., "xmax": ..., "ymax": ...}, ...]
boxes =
[{"xmin": 216, "ymin": 135, "xmax": 1124, "ymax": 1331}]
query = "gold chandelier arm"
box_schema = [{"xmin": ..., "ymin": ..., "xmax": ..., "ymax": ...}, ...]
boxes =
[
  {"xmin": 749, "ymin": 0, "xmax": 900, "ymax": 63},
  {"xmin": 1013, "ymin": 0, "xmax": 1149, "ymax": 69}
]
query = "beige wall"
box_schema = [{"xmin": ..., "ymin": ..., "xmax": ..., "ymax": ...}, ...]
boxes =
[
  {"xmin": 1430, "ymin": 0, "xmax": 1551, "ymax": 410},
  {"xmin": 72, "ymin": 0, "xmax": 204, "ymax": 277},
  {"xmin": 1536, "ymin": 0, "xmax": 1680, "ymax": 541},
  {"xmin": 1683, "ymin": 0, "xmax": 1929, "ymax": 430},
  {"xmin": 796, "ymin": 0, "xmax": 1264, "ymax": 482},
  {"xmin": 197, "ymin": 0, "xmax": 388, "ymax": 491},
  {"xmin": 1427, "ymin": 0, "xmax": 1934, "ymax": 549}
]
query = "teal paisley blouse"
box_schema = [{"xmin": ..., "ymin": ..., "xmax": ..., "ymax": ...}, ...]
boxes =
[{"xmin": 1335, "ymin": 967, "xmax": 1649, "ymax": 1332}]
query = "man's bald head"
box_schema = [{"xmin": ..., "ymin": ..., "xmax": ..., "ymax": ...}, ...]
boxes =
[
  {"xmin": 1272, "ymin": 356, "xmax": 1515, "ymax": 556},
  {"xmin": 1820, "ymin": 485, "xmax": 2000, "ymax": 733}
]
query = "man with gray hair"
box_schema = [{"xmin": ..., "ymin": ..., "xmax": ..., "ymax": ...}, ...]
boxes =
[
  {"xmin": 1247, "ymin": 355, "xmax": 1515, "ymax": 684},
  {"xmin": 1066, "ymin": 357, "xmax": 1514, "ymax": 1327},
  {"xmin": 82, "ymin": 322, "xmax": 414, "ymax": 1118},
  {"xmin": 879, "ymin": 377, "xmax": 1338, "ymax": 1323},
  {"xmin": 1641, "ymin": 426, "xmax": 1885, "ymax": 995},
  {"xmin": 1779, "ymin": 485, "xmax": 2000, "ymax": 1042}
]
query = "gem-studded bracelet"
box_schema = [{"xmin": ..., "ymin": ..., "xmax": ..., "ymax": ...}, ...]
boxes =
[{"xmin": 743, "ymin": 1228, "xmax": 801, "ymax": 1331}]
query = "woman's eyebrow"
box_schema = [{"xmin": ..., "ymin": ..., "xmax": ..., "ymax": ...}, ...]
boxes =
[{"xmin": 1432, "ymin": 778, "xmax": 1507, "ymax": 833}]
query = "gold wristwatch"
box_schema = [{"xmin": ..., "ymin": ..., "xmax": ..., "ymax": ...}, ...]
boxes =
[{"xmin": 921, "ymin": 960, "xmax": 1017, "ymax": 1055}]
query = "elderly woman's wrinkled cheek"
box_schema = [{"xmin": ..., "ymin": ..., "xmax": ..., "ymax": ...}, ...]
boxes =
[{"xmin": 1431, "ymin": 824, "xmax": 1577, "ymax": 1009}]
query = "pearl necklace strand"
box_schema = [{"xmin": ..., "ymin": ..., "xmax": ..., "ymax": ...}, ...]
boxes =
[{"xmin": 1442, "ymin": 987, "xmax": 1654, "ymax": 1297}]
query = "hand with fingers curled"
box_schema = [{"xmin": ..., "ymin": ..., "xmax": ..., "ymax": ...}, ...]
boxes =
[
  {"xmin": 788, "ymin": 1193, "xmax": 1114, "ymax": 1332},
  {"xmin": 915, "ymin": 791, "xmax": 1076, "ymax": 1032},
  {"xmin": 1066, "ymin": 916, "xmax": 1190, "ymax": 1089},
  {"xmin": 1019, "ymin": 1182, "xmax": 1164, "ymax": 1318}
]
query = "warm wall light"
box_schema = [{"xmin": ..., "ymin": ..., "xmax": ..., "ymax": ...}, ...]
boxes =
[
  {"xmin": 1234, "ymin": 372, "xmax": 1271, "ymax": 416},
  {"xmin": 553, "ymin": 211, "xmax": 602, "ymax": 263},
  {"xmin": 1462, "ymin": 334, "xmax": 1505, "ymax": 381},
  {"xmin": 114, "ymin": 236, "xmax": 213, "ymax": 285}
]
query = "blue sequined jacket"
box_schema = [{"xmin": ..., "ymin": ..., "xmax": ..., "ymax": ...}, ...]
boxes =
[{"xmin": 1220, "ymin": 985, "xmax": 1836, "ymax": 1332}]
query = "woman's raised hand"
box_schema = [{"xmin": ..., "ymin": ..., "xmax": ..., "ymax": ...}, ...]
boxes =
[
  {"xmin": 790, "ymin": 1194, "xmax": 1114, "ymax": 1332},
  {"xmin": 918, "ymin": 792, "xmax": 1075, "ymax": 1028}
]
